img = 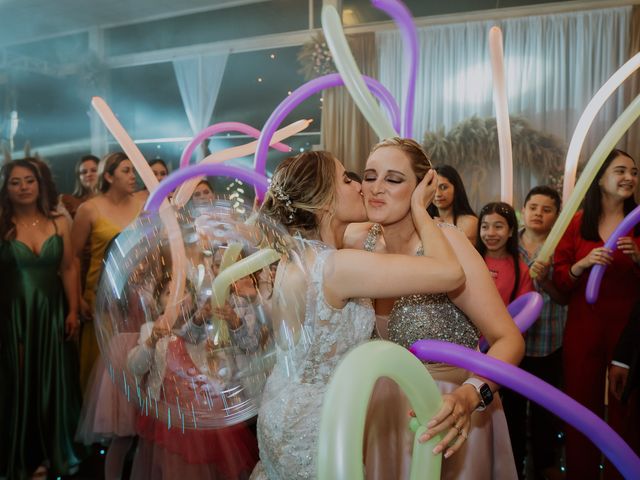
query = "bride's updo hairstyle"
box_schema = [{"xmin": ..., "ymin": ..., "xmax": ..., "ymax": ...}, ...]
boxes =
[
  {"xmin": 370, "ymin": 137, "xmax": 432, "ymax": 182},
  {"xmin": 261, "ymin": 151, "xmax": 338, "ymax": 236}
]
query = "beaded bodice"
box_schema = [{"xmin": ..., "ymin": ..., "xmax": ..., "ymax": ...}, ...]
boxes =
[
  {"xmin": 254, "ymin": 243, "xmax": 374, "ymax": 479},
  {"xmin": 364, "ymin": 223, "xmax": 479, "ymax": 350}
]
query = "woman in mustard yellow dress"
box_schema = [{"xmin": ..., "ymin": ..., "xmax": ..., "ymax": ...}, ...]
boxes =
[{"xmin": 71, "ymin": 151, "xmax": 146, "ymax": 478}]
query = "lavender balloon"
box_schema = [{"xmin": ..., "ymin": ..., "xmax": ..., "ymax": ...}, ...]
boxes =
[
  {"xmin": 410, "ymin": 340, "xmax": 640, "ymax": 480},
  {"xmin": 586, "ymin": 204, "xmax": 640, "ymax": 304},
  {"xmin": 145, "ymin": 163, "xmax": 269, "ymax": 213},
  {"xmin": 180, "ymin": 121, "xmax": 290, "ymax": 168},
  {"xmin": 371, "ymin": 0, "xmax": 418, "ymax": 138},
  {"xmin": 478, "ymin": 291, "xmax": 543, "ymax": 353},
  {"xmin": 253, "ymin": 73, "xmax": 400, "ymax": 175}
]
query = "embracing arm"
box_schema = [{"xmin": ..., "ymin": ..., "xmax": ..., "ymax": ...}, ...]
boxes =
[
  {"xmin": 443, "ymin": 226, "xmax": 525, "ymax": 385},
  {"xmin": 326, "ymin": 171, "xmax": 465, "ymax": 306},
  {"xmin": 419, "ymin": 225, "xmax": 524, "ymax": 456}
]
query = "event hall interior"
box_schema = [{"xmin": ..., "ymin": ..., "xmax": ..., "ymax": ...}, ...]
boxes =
[{"xmin": 0, "ymin": 1, "xmax": 639, "ymax": 479}]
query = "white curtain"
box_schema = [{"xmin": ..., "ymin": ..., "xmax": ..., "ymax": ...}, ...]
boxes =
[
  {"xmin": 377, "ymin": 7, "xmax": 631, "ymax": 156},
  {"xmin": 173, "ymin": 52, "xmax": 229, "ymax": 156}
]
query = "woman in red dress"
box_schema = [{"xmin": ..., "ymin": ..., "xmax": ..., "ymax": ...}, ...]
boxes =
[{"xmin": 553, "ymin": 149, "xmax": 640, "ymax": 479}]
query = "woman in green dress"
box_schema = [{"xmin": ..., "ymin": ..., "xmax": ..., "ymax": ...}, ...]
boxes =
[{"xmin": 0, "ymin": 159, "xmax": 83, "ymax": 479}]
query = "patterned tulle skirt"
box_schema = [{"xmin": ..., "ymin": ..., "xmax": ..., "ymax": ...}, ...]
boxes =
[{"xmin": 75, "ymin": 333, "xmax": 139, "ymax": 444}]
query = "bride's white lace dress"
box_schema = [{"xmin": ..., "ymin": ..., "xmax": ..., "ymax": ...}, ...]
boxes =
[{"xmin": 251, "ymin": 244, "xmax": 374, "ymax": 479}]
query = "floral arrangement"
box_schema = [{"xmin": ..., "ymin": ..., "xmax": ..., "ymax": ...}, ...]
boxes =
[{"xmin": 298, "ymin": 32, "xmax": 336, "ymax": 80}]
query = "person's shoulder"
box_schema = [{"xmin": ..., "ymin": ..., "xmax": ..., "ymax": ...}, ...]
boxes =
[
  {"xmin": 571, "ymin": 210, "xmax": 584, "ymax": 225},
  {"xmin": 133, "ymin": 190, "xmax": 149, "ymax": 202},
  {"xmin": 50, "ymin": 211, "xmax": 65, "ymax": 228},
  {"xmin": 76, "ymin": 196, "xmax": 100, "ymax": 220},
  {"xmin": 456, "ymin": 214, "xmax": 478, "ymax": 227}
]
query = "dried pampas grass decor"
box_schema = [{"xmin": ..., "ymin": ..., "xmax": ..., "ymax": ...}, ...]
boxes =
[{"xmin": 423, "ymin": 116, "xmax": 565, "ymax": 210}]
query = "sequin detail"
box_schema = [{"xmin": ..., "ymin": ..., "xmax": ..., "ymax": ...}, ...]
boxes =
[
  {"xmin": 388, "ymin": 292, "xmax": 478, "ymax": 350},
  {"xmin": 364, "ymin": 223, "xmax": 479, "ymax": 350},
  {"xmin": 363, "ymin": 223, "xmax": 382, "ymax": 252}
]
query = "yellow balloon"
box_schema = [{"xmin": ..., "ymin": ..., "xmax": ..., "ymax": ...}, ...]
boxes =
[
  {"xmin": 321, "ymin": 5, "xmax": 397, "ymax": 140},
  {"xmin": 318, "ymin": 340, "xmax": 442, "ymax": 480},
  {"xmin": 219, "ymin": 243, "xmax": 243, "ymax": 272},
  {"xmin": 210, "ymin": 248, "xmax": 281, "ymax": 344},
  {"xmin": 562, "ymin": 53, "xmax": 640, "ymax": 205}
]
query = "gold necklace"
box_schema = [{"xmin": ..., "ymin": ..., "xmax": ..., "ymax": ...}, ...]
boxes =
[{"xmin": 18, "ymin": 217, "xmax": 41, "ymax": 228}]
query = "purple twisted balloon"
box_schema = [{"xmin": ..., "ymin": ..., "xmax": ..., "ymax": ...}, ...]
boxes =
[
  {"xmin": 371, "ymin": 0, "xmax": 418, "ymax": 138},
  {"xmin": 586, "ymin": 204, "xmax": 640, "ymax": 304},
  {"xmin": 253, "ymin": 73, "xmax": 400, "ymax": 175},
  {"xmin": 410, "ymin": 340, "xmax": 640, "ymax": 479},
  {"xmin": 145, "ymin": 163, "xmax": 269, "ymax": 213},
  {"xmin": 180, "ymin": 122, "xmax": 291, "ymax": 168},
  {"xmin": 478, "ymin": 291, "xmax": 543, "ymax": 353}
]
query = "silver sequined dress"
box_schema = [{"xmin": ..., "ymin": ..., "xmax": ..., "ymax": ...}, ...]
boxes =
[
  {"xmin": 363, "ymin": 224, "xmax": 518, "ymax": 480},
  {"xmin": 251, "ymin": 243, "xmax": 374, "ymax": 479},
  {"xmin": 365, "ymin": 223, "xmax": 479, "ymax": 349}
]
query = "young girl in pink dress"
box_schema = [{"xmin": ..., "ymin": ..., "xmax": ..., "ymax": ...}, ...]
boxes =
[
  {"xmin": 476, "ymin": 202, "xmax": 534, "ymax": 305},
  {"xmin": 128, "ymin": 276, "xmax": 259, "ymax": 479},
  {"xmin": 476, "ymin": 201, "xmax": 535, "ymax": 477}
]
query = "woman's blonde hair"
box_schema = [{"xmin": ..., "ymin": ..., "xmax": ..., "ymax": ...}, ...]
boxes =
[
  {"xmin": 370, "ymin": 137, "xmax": 432, "ymax": 181},
  {"xmin": 98, "ymin": 152, "xmax": 129, "ymax": 193},
  {"xmin": 260, "ymin": 151, "xmax": 337, "ymax": 235}
]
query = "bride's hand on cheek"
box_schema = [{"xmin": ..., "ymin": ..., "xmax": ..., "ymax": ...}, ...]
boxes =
[{"xmin": 411, "ymin": 169, "xmax": 437, "ymax": 218}]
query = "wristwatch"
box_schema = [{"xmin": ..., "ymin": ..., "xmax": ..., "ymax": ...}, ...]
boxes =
[{"xmin": 463, "ymin": 377, "xmax": 493, "ymax": 411}]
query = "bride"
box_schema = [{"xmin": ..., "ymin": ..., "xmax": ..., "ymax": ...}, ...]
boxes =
[{"xmin": 250, "ymin": 150, "xmax": 465, "ymax": 479}]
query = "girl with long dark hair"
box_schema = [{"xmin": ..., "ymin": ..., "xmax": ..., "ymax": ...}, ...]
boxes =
[
  {"xmin": 477, "ymin": 201, "xmax": 534, "ymax": 304},
  {"xmin": 0, "ymin": 159, "xmax": 83, "ymax": 478},
  {"xmin": 553, "ymin": 149, "xmax": 640, "ymax": 479},
  {"xmin": 428, "ymin": 165, "xmax": 478, "ymax": 244}
]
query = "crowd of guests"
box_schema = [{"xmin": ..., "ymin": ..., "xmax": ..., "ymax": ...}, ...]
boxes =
[{"xmin": 0, "ymin": 141, "xmax": 638, "ymax": 480}]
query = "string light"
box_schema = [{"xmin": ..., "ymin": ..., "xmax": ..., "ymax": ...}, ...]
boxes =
[
  {"xmin": 269, "ymin": 53, "xmax": 276, "ymax": 59},
  {"xmin": 257, "ymin": 77, "xmax": 263, "ymax": 83}
]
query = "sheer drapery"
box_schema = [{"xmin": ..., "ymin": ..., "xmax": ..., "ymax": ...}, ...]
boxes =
[
  {"xmin": 377, "ymin": 7, "xmax": 632, "ymax": 208},
  {"xmin": 173, "ymin": 52, "xmax": 229, "ymax": 159},
  {"xmin": 624, "ymin": 6, "xmax": 640, "ymax": 157},
  {"xmin": 321, "ymin": 32, "xmax": 377, "ymax": 175}
]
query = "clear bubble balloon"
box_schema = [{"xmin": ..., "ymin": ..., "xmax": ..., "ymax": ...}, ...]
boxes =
[{"xmin": 94, "ymin": 199, "xmax": 302, "ymax": 430}]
